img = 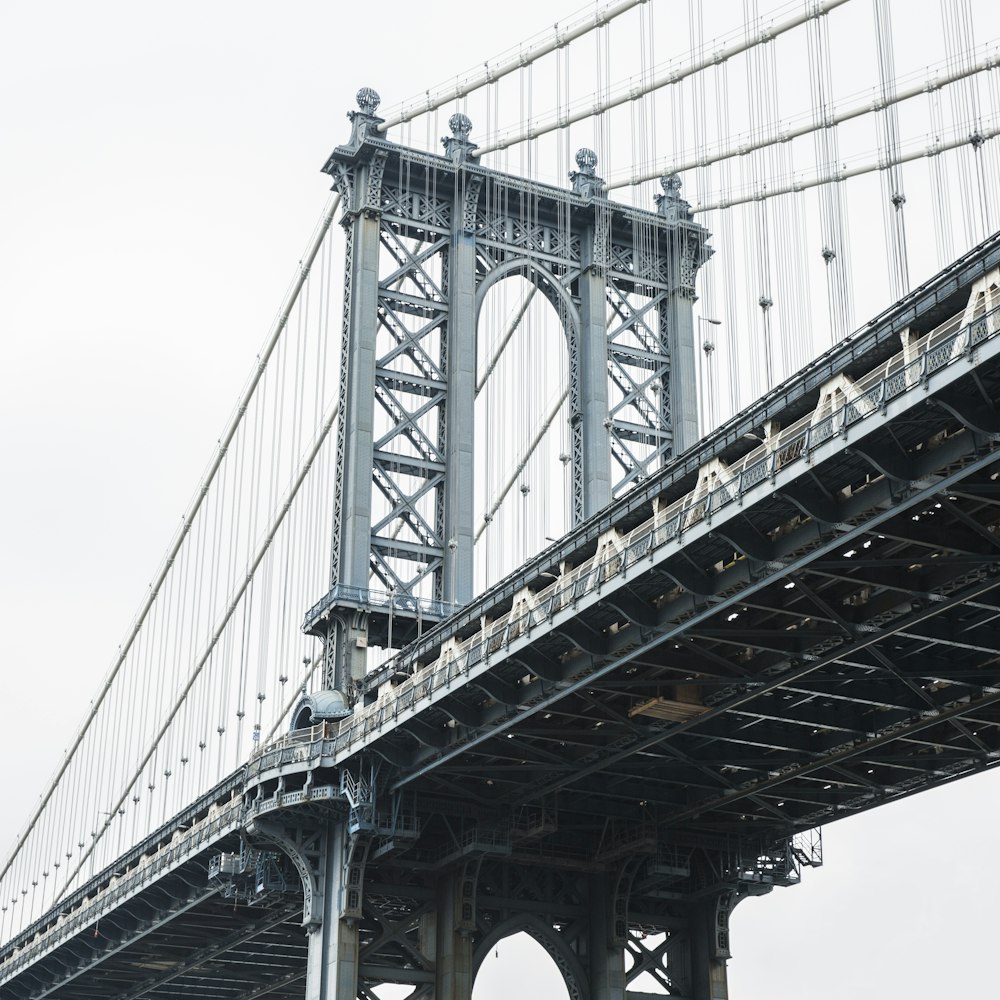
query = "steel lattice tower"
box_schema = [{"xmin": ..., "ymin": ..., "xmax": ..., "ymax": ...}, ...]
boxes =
[{"xmin": 300, "ymin": 89, "xmax": 710, "ymax": 715}]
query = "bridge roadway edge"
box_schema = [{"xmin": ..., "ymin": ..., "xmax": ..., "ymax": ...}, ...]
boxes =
[
  {"xmin": 358, "ymin": 227, "xmax": 1000, "ymax": 695},
  {"xmin": 4, "ymin": 237, "xmax": 1000, "ymax": 997}
]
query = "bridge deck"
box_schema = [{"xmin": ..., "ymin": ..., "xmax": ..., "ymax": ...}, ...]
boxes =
[{"xmin": 5, "ymin": 232, "xmax": 1000, "ymax": 998}]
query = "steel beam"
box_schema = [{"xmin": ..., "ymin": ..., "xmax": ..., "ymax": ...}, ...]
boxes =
[
  {"xmin": 578, "ymin": 219, "xmax": 613, "ymax": 519},
  {"xmin": 444, "ymin": 189, "xmax": 477, "ymax": 606},
  {"xmin": 304, "ymin": 822, "xmax": 359, "ymax": 1000}
]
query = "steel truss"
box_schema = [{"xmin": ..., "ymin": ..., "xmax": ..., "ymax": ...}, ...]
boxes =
[
  {"xmin": 10, "ymin": 100, "xmax": 1000, "ymax": 1000},
  {"xmin": 307, "ymin": 90, "xmax": 708, "ymax": 704}
]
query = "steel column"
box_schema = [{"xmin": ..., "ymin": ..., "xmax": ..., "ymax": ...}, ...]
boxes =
[
  {"xmin": 588, "ymin": 873, "xmax": 626, "ymax": 1000},
  {"xmin": 326, "ymin": 179, "xmax": 382, "ymax": 692},
  {"xmin": 304, "ymin": 822, "xmax": 360, "ymax": 1000},
  {"xmin": 657, "ymin": 176, "xmax": 709, "ymax": 456},
  {"xmin": 578, "ymin": 223, "xmax": 613, "ymax": 518},
  {"xmin": 433, "ymin": 873, "xmax": 474, "ymax": 1000},
  {"xmin": 684, "ymin": 894, "xmax": 733, "ymax": 1000},
  {"xmin": 333, "ymin": 205, "xmax": 381, "ymax": 594},
  {"xmin": 443, "ymin": 212, "xmax": 478, "ymax": 608},
  {"xmin": 663, "ymin": 280, "xmax": 699, "ymax": 456}
]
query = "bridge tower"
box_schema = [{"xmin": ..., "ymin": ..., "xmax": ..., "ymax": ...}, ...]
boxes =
[
  {"xmin": 299, "ymin": 88, "xmax": 711, "ymax": 712},
  {"xmin": 276, "ymin": 90, "xmax": 734, "ymax": 1000}
]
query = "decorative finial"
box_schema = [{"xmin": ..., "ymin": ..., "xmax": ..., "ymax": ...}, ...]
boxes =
[
  {"xmin": 570, "ymin": 148, "xmax": 605, "ymax": 198},
  {"xmin": 338, "ymin": 86, "xmax": 387, "ymax": 149},
  {"xmin": 661, "ymin": 173, "xmax": 683, "ymax": 194},
  {"xmin": 356, "ymin": 87, "xmax": 381, "ymax": 115},
  {"xmin": 449, "ymin": 112, "xmax": 473, "ymax": 139},
  {"xmin": 575, "ymin": 148, "xmax": 598, "ymax": 174},
  {"xmin": 655, "ymin": 172, "xmax": 692, "ymax": 221},
  {"xmin": 442, "ymin": 113, "xmax": 478, "ymax": 164}
]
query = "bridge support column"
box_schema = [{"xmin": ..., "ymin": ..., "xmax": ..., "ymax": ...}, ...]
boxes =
[
  {"xmin": 683, "ymin": 893, "xmax": 733, "ymax": 1000},
  {"xmin": 588, "ymin": 873, "xmax": 627, "ymax": 1000},
  {"xmin": 664, "ymin": 287, "xmax": 699, "ymax": 456},
  {"xmin": 304, "ymin": 822, "xmax": 360, "ymax": 1000},
  {"xmin": 431, "ymin": 872, "xmax": 475, "ymax": 1000},
  {"xmin": 650, "ymin": 891, "xmax": 734, "ymax": 1000},
  {"xmin": 444, "ymin": 220, "xmax": 477, "ymax": 609},
  {"xmin": 656, "ymin": 175, "xmax": 711, "ymax": 456},
  {"xmin": 326, "ymin": 154, "xmax": 383, "ymax": 694},
  {"xmin": 333, "ymin": 206, "xmax": 381, "ymax": 597},
  {"xmin": 577, "ymin": 225, "xmax": 612, "ymax": 521}
]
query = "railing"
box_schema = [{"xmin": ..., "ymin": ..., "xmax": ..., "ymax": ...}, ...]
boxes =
[
  {"xmin": 248, "ymin": 722, "xmax": 331, "ymax": 767},
  {"xmin": 791, "ymin": 827, "xmax": 823, "ymax": 868},
  {"xmin": 2, "ymin": 800, "xmax": 242, "ymax": 977},
  {"xmin": 433, "ymin": 825, "xmax": 512, "ymax": 863},
  {"xmin": 5, "ymin": 292, "xmax": 993, "ymax": 989},
  {"xmin": 0, "ymin": 770, "xmax": 246, "ymax": 968},
  {"xmin": 302, "ymin": 584, "xmax": 459, "ymax": 632},
  {"xmin": 247, "ymin": 783, "xmax": 344, "ymax": 820},
  {"xmin": 208, "ymin": 850, "xmax": 245, "ymax": 880},
  {"xmin": 259, "ymin": 299, "xmax": 1000, "ymax": 776}
]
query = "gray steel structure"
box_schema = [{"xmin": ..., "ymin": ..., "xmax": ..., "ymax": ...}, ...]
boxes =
[
  {"xmin": 5, "ymin": 97, "xmax": 1000, "ymax": 1000},
  {"xmin": 308, "ymin": 90, "xmax": 709, "ymax": 707}
]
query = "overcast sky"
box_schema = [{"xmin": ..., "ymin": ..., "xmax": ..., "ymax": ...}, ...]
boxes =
[{"xmin": 2, "ymin": 2, "xmax": 1000, "ymax": 997}]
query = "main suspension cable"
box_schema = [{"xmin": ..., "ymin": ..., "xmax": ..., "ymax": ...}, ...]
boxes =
[
  {"xmin": 693, "ymin": 127, "xmax": 999, "ymax": 212},
  {"xmin": 606, "ymin": 43, "xmax": 1000, "ymax": 190},
  {"xmin": 475, "ymin": 0, "xmax": 853, "ymax": 157},
  {"xmin": 376, "ymin": 0, "xmax": 645, "ymax": 133}
]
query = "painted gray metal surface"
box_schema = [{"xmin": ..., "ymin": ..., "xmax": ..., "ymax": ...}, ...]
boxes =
[
  {"xmin": 7, "ymin": 92, "xmax": 1000, "ymax": 1000},
  {"xmin": 313, "ymin": 92, "xmax": 709, "ymax": 711},
  {"xmin": 7, "ymin": 243, "xmax": 1000, "ymax": 1000}
]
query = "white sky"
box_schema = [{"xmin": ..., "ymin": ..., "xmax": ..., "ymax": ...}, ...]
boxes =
[{"xmin": 2, "ymin": 1, "xmax": 1000, "ymax": 997}]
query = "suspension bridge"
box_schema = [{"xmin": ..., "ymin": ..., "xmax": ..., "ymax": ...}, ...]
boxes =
[{"xmin": 3, "ymin": 1, "xmax": 1000, "ymax": 998}]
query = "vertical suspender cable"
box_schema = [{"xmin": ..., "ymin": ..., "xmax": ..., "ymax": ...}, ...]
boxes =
[
  {"xmin": 55, "ymin": 390, "xmax": 343, "ymax": 904},
  {"xmin": 0, "ymin": 192, "xmax": 342, "ymax": 890}
]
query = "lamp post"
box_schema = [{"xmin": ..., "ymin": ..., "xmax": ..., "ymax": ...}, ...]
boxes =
[
  {"xmin": 447, "ymin": 537, "xmax": 458, "ymax": 611},
  {"xmin": 387, "ymin": 585, "xmax": 394, "ymax": 652},
  {"xmin": 698, "ymin": 316, "xmax": 722, "ymax": 431}
]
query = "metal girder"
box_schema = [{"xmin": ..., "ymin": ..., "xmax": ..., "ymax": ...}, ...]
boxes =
[
  {"xmin": 235, "ymin": 967, "xmax": 307, "ymax": 1000},
  {"xmin": 314, "ymin": 104, "xmax": 707, "ymax": 699},
  {"xmin": 387, "ymin": 408, "xmax": 1000, "ymax": 801},
  {"xmin": 25, "ymin": 885, "xmax": 218, "ymax": 1000},
  {"xmin": 933, "ymin": 389, "xmax": 1000, "ymax": 434},
  {"xmin": 13, "ymin": 107, "xmax": 1000, "ymax": 1000},
  {"xmin": 112, "ymin": 903, "xmax": 301, "ymax": 1000}
]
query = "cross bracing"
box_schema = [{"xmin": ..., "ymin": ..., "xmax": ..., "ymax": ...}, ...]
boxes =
[
  {"xmin": 5, "ymin": 1, "xmax": 1000, "ymax": 993},
  {"xmin": 7, "ymin": 4, "xmax": 1000, "ymax": 934},
  {"xmin": 313, "ymin": 104, "xmax": 709, "ymax": 718},
  {"xmin": 4, "ymin": 227, "xmax": 1000, "ymax": 999}
]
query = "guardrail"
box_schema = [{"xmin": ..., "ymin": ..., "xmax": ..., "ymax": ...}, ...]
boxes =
[
  {"xmin": 255, "ymin": 298, "xmax": 1000, "ymax": 771},
  {"xmin": 6, "ymin": 292, "xmax": 993, "ymax": 991},
  {"xmin": 0, "ymin": 770, "xmax": 246, "ymax": 967},
  {"xmin": 303, "ymin": 584, "xmax": 459, "ymax": 633},
  {"xmin": 1, "ymin": 801, "xmax": 242, "ymax": 981}
]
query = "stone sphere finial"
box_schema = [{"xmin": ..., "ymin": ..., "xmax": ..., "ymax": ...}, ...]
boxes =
[
  {"xmin": 575, "ymin": 148, "xmax": 598, "ymax": 173},
  {"xmin": 356, "ymin": 87, "xmax": 381, "ymax": 115},
  {"xmin": 448, "ymin": 112, "xmax": 473, "ymax": 138}
]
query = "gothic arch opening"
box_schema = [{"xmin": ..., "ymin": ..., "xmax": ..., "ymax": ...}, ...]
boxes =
[
  {"xmin": 474, "ymin": 267, "xmax": 572, "ymax": 593},
  {"xmin": 473, "ymin": 925, "xmax": 575, "ymax": 1000}
]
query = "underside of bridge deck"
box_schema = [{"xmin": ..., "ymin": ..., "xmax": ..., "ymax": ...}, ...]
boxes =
[
  {"xmin": 5, "ymin": 229, "xmax": 1000, "ymax": 1000},
  {"xmin": 367, "ymin": 352, "xmax": 1000, "ymax": 856},
  {"xmin": 0, "ymin": 842, "xmax": 308, "ymax": 1000}
]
